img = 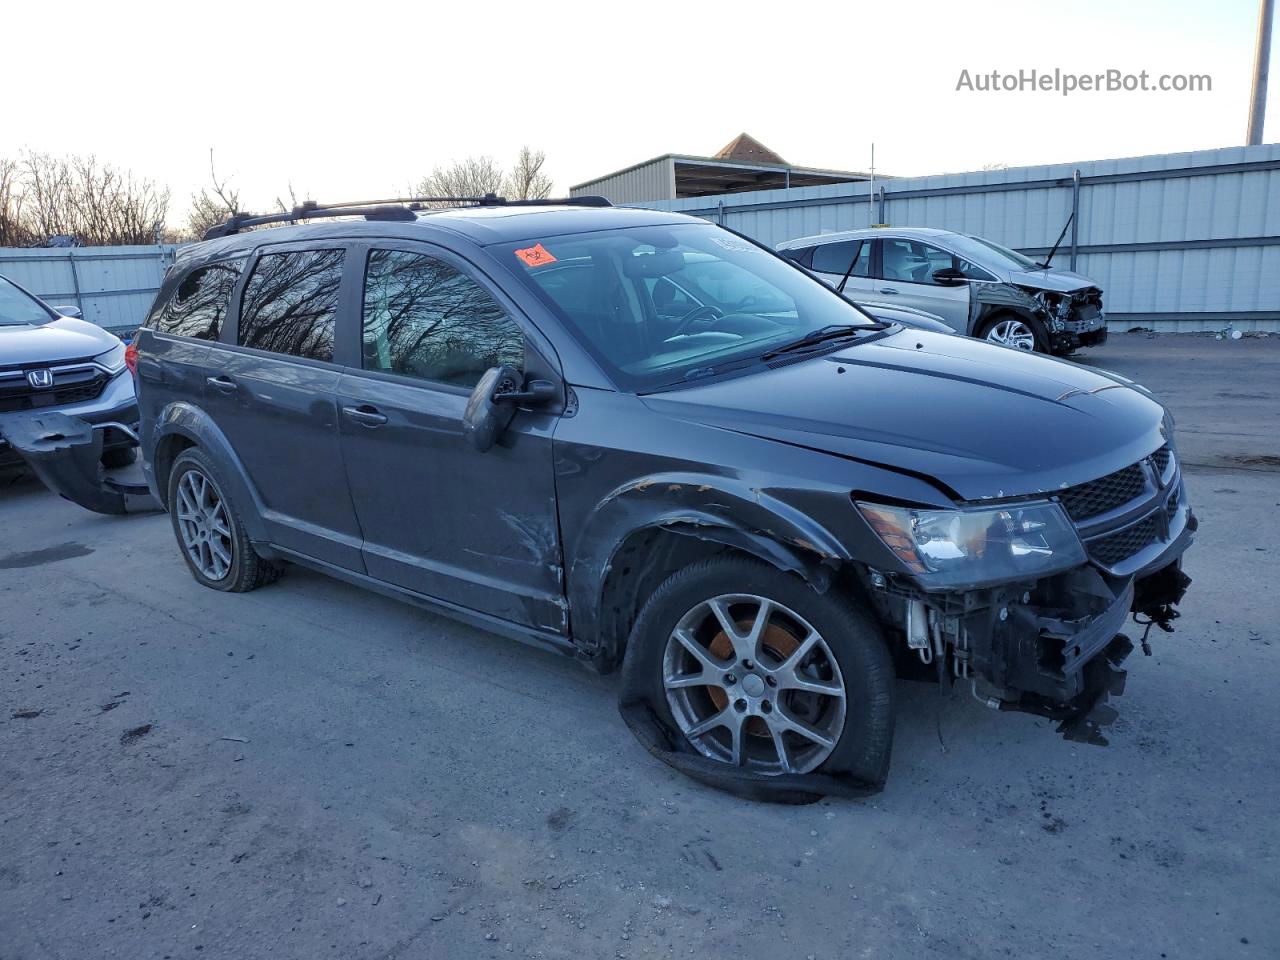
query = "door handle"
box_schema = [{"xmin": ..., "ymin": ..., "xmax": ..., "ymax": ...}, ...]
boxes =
[
  {"xmin": 342, "ymin": 404, "xmax": 388, "ymax": 427},
  {"xmin": 878, "ymin": 287, "xmax": 900, "ymax": 295},
  {"xmin": 206, "ymin": 376, "xmax": 238, "ymax": 393}
]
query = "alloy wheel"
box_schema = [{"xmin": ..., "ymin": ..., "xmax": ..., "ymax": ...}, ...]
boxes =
[
  {"xmin": 175, "ymin": 468, "xmax": 234, "ymax": 581},
  {"xmin": 985, "ymin": 318, "xmax": 1037, "ymax": 351},
  {"xmin": 662, "ymin": 594, "xmax": 846, "ymax": 775}
]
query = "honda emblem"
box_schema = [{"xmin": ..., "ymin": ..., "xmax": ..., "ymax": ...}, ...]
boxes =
[{"xmin": 26, "ymin": 369, "xmax": 54, "ymax": 390}]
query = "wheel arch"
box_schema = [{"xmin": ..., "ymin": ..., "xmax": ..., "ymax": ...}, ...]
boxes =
[
  {"xmin": 569, "ymin": 472, "xmax": 850, "ymax": 671},
  {"xmin": 152, "ymin": 402, "xmax": 270, "ymax": 543}
]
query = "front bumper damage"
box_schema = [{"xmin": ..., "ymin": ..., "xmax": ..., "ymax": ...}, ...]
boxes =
[
  {"xmin": 0, "ymin": 410, "xmax": 153, "ymax": 514},
  {"xmin": 870, "ymin": 546, "xmax": 1193, "ymax": 746}
]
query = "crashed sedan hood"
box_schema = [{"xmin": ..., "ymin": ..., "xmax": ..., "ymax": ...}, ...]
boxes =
[
  {"xmin": 1007, "ymin": 267, "xmax": 1097, "ymax": 293},
  {"xmin": 642, "ymin": 329, "xmax": 1167, "ymax": 501},
  {"xmin": 0, "ymin": 316, "xmax": 117, "ymax": 366}
]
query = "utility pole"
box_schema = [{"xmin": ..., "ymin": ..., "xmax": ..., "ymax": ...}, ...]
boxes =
[{"xmin": 1247, "ymin": 0, "xmax": 1275, "ymax": 145}]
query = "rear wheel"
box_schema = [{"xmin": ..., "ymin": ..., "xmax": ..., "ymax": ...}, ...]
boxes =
[
  {"xmin": 625, "ymin": 556, "xmax": 894, "ymax": 784},
  {"xmin": 167, "ymin": 448, "xmax": 280, "ymax": 592},
  {"xmin": 980, "ymin": 313, "xmax": 1048, "ymax": 353}
]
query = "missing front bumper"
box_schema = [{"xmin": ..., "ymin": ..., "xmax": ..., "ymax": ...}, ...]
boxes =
[{"xmin": 0, "ymin": 410, "xmax": 154, "ymax": 514}]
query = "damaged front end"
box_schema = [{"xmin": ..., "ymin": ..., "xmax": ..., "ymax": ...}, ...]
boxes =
[
  {"xmin": 0, "ymin": 411, "xmax": 153, "ymax": 514},
  {"xmin": 1023, "ymin": 284, "xmax": 1108, "ymax": 353},
  {"xmin": 859, "ymin": 441, "xmax": 1194, "ymax": 743}
]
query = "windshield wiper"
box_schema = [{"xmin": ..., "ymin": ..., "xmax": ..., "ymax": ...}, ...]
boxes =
[{"xmin": 761, "ymin": 323, "xmax": 877, "ymax": 360}]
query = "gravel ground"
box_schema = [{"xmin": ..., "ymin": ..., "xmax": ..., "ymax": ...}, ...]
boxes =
[{"xmin": 1, "ymin": 334, "xmax": 1277, "ymax": 960}]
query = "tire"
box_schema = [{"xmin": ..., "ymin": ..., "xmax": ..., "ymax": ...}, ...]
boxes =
[
  {"xmin": 622, "ymin": 556, "xmax": 894, "ymax": 786},
  {"xmin": 979, "ymin": 312, "xmax": 1049, "ymax": 353},
  {"xmin": 101, "ymin": 444, "xmax": 138, "ymax": 468},
  {"xmin": 167, "ymin": 448, "xmax": 281, "ymax": 593}
]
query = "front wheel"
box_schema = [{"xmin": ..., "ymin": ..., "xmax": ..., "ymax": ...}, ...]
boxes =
[
  {"xmin": 980, "ymin": 313, "xmax": 1048, "ymax": 352},
  {"xmin": 623, "ymin": 556, "xmax": 894, "ymax": 785}
]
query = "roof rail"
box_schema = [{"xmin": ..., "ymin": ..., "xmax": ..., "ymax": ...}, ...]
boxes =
[{"xmin": 202, "ymin": 193, "xmax": 612, "ymax": 241}]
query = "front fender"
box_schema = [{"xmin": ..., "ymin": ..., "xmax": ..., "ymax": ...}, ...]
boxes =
[
  {"xmin": 567, "ymin": 470, "xmax": 853, "ymax": 648},
  {"xmin": 968, "ymin": 282, "xmax": 1047, "ymax": 335},
  {"xmin": 149, "ymin": 401, "xmax": 270, "ymax": 544}
]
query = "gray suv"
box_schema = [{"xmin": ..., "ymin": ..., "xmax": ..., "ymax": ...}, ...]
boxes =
[
  {"xmin": 0, "ymin": 273, "xmax": 137, "ymax": 469},
  {"xmin": 130, "ymin": 198, "xmax": 1193, "ymax": 797},
  {"xmin": 778, "ymin": 227, "xmax": 1107, "ymax": 355}
]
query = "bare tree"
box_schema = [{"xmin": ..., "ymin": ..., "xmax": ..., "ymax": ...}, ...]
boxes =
[
  {"xmin": 507, "ymin": 146, "xmax": 554, "ymax": 200},
  {"xmin": 185, "ymin": 149, "xmax": 241, "ymax": 240},
  {"xmin": 0, "ymin": 150, "xmax": 169, "ymax": 246},
  {"xmin": 413, "ymin": 156, "xmax": 507, "ymax": 203}
]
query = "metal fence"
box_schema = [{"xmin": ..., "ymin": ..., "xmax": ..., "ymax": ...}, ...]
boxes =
[
  {"xmin": 642, "ymin": 144, "xmax": 1280, "ymax": 332},
  {"xmin": 0, "ymin": 244, "xmax": 177, "ymax": 334}
]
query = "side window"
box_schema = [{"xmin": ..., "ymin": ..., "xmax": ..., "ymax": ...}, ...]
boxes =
[
  {"xmin": 812, "ymin": 240, "xmax": 869, "ymax": 278},
  {"xmin": 238, "ymin": 249, "xmax": 344, "ymax": 362},
  {"xmin": 646, "ymin": 276, "xmax": 696, "ymax": 318},
  {"xmin": 779, "ymin": 246, "xmax": 815, "ymax": 268},
  {"xmin": 956, "ymin": 258, "xmax": 997, "ymax": 282},
  {"xmin": 881, "ymin": 239, "xmax": 954, "ymax": 285},
  {"xmin": 147, "ymin": 258, "xmax": 244, "ymax": 340},
  {"xmin": 362, "ymin": 249, "xmax": 524, "ymax": 389}
]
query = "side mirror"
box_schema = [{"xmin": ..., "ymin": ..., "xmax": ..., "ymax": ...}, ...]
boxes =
[
  {"xmin": 53, "ymin": 305, "xmax": 83, "ymax": 319},
  {"xmin": 463, "ymin": 366, "xmax": 521, "ymax": 452},
  {"xmin": 931, "ymin": 268, "xmax": 966, "ymax": 287}
]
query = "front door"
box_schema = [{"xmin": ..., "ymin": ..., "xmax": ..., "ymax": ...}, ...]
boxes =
[
  {"xmin": 335, "ymin": 243, "xmax": 566, "ymax": 633},
  {"xmin": 203, "ymin": 243, "xmax": 365, "ymax": 570},
  {"xmin": 874, "ymin": 236, "xmax": 971, "ymax": 329}
]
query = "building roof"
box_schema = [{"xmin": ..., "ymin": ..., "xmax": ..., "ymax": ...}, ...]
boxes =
[
  {"xmin": 571, "ymin": 134, "xmax": 880, "ymax": 202},
  {"xmin": 714, "ymin": 133, "xmax": 787, "ymax": 166}
]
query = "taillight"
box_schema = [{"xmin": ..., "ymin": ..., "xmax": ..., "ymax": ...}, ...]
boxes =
[{"xmin": 124, "ymin": 341, "xmax": 138, "ymax": 374}]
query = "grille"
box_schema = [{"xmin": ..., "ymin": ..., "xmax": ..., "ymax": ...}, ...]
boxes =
[
  {"xmin": 0, "ymin": 372, "xmax": 109, "ymax": 413},
  {"xmin": 1166, "ymin": 484, "xmax": 1179, "ymax": 519},
  {"xmin": 1059, "ymin": 462, "xmax": 1147, "ymax": 521},
  {"xmin": 1151, "ymin": 445, "xmax": 1171, "ymax": 479},
  {"xmin": 1089, "ymin": 513, "xmax": 1162, "ymax": 566}
]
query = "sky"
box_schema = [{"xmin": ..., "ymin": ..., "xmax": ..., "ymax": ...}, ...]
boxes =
[{"xmin": 4, "ymin": 0, "xmax": 1275, "ymax": 226}]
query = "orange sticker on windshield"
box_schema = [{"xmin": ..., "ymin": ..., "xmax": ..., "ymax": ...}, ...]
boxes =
[{"xmin": 515, "ymin": 243, "xmax": 557, "ymax": 267}]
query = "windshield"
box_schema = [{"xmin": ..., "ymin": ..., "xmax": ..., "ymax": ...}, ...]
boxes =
[
  {"xmin": 500, "ymin": 223, "xmax": 879, "ymax": 391},
  {"xmin": 0, "ymin": 276, "xmax": 55, "ymax": 326},
  {"xmin": 957, "ymin": 234, "xmax": 1042, "ymax": 271}
]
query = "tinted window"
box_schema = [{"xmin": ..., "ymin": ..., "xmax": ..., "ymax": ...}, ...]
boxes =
[
  {"xmin": 881, "ymin": 239, "xmax": 954, "ymax": 284},
  {"xmin": 362, "ymin": 250, "xmax": 523, "ymax": 388},
  {"xmin": 812, "ymin": 240, "xmax": 869, "ymax": 278},
  {"xmin": 147, "ymin": 258, "xmax": 244, "ymax": 340},
  {"xmin": 239, "ymin": 249, "xmax": 344, "ymax": 361}
]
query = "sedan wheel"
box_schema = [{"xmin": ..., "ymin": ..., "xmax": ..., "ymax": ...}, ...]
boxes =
[
  {"xmin": 662, "ymin": 593, "xmax": 847, "ymax": 775},
  {"xmin": 174, "ymin": 467, "xmax": 234, "ymax": 581},
  {"xmin": 985, "ymin": 318, "xmax": 1038, "ymax": 351}
]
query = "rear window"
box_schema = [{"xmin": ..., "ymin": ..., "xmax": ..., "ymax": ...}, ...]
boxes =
[
  {"xmin": 147, "ymin": 258, "xmax": 244, "ymax": 340},
  {"xmin": 238, "ymin": 249, "xmax": 344, "ymax": 362}
]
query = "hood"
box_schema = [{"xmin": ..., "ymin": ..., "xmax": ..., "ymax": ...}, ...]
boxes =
[
  {"xmin": 1007, "ymin": 266, "xmax": 1097, "ymax": 294},
  {"xmin": 855, "ymin": 302, "xmax": 955, "ymax": 334},
  {"xmin": 642, "ymin": 329, "xmax": 1167, "ymax": 502},
  {"xmin": 0, "ymin": 316, "xmax": 119, "ymax": 367}
]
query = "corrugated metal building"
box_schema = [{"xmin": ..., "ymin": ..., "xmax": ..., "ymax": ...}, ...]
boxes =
[
  {"xmin": 639, "ymin": 144, "xmax": 1280, "ymax": 332},
  {"xmin": 571, "ymin": 133, "xmax": 872, "ymax": 205}
]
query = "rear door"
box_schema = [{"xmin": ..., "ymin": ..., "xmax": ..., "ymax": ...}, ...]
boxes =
[
  {"xmin": 335, "ymin": 242, "xmax": 566, "ymax": 633},
  {"xmin": 874, "ymin": 236, "xmax": 969, "ymax": 328},
  {"xmin": 202, "ymin": 242, "xmax": 365, "ymax": 570},
  {"xmin": 136, "ymin": 256, "xmax": 246, "ymax": 460}
]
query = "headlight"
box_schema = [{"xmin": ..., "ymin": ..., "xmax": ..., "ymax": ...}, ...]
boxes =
[
  {"xmin": 855, "ymin": 500, "xmax": 1086, "ymax": 590},
  {"xmin": 94, "ymin": 340, "xmax": 127, "ymax": 375}
]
